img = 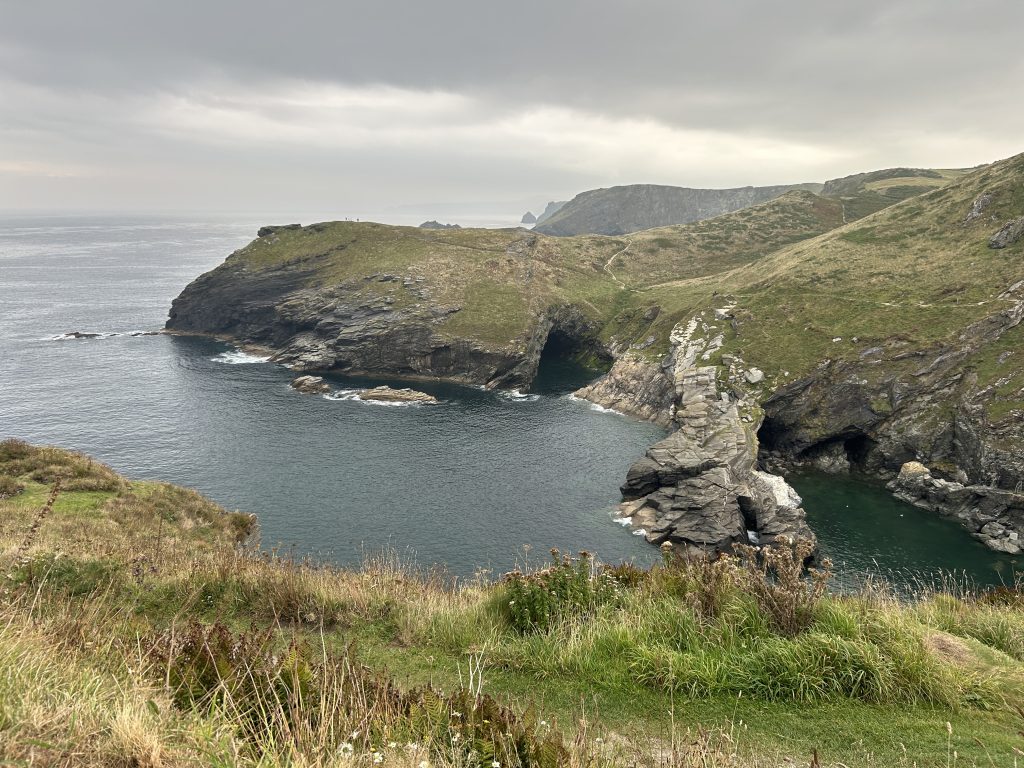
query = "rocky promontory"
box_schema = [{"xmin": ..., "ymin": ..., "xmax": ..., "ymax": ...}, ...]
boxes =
[{"xmin": 166, "ymin": 152, "xmax": 1024, "ymax": 558}]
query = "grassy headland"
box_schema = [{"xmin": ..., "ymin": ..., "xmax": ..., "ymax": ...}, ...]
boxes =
[{"xmin": 2, "ymin": 440, "xmax": 1023, "ymax": 766}]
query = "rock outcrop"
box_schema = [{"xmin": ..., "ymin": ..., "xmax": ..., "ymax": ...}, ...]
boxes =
[
  {"xmin": 572, "ymin": 354, "xmax": 675, "ymax": 426},
  {"xmin": 614, "ymin": 307, "xmax": 814, "ymax": 554},
  {"xmin": 989, "ymin": 217, "xmax": 1024, "ymax": 249},
  {"xmin": 291, "ymin": 375, "xmax": 331, "ymax": 394},
  {"xmin": 418, "ymin": 221, "xmax": 461, "ymax": 230},
  {"xmin": 889, "ymin": 461, "xmax": 1024, "ymax": 554},
  {"xmin": 357, "ymin": 386, "xmax": 437, "ymax": 403},
  {"xmin": 521, "ymin": 211, "xmax": 537, "ymax": 225}
]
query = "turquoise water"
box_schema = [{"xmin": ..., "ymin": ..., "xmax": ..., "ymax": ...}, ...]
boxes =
[{"xmin": 792, "ymin": 472, "xmax": 1021, "ymax": 590}]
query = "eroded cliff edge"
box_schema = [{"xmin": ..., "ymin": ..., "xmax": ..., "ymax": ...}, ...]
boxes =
[{"xmin": 166, "ymin": 153, "xmax": 1024, "ymax": 557}]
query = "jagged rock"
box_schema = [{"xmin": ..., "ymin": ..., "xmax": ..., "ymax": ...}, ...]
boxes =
[
  {"xmin": 744, "ymin": 368, "xmax": 765, "ymax": 384},
  {"xmin": 357, "ymin": 386, "xmax": 437, "ymax": 403},
  {"xmin": 291, "ymin": 375, "xmax": 330, "ymax": 394},
  {"xmin": 521, "ymin": 211, "xmax": 537, "ymax": 224},
  {"xmin": 615, "ymin": 312, "xmax": 814, "ymax": 555},
  {"xmin": 887, "ymin": 461, "xmax": 1024, "ymax": 555},
  {"xmin": 964, "ymin": 193, "xmax": 993, "ymax": 224},
  {"xmin": 989, "ymin": 217, "xmax": 1024, "ymax": 248},
  {"xmin": 898, "ymin": 461, "xmax": 931, "ymax": 481},
  {"xmin": 574, "ymin": 354, "xmax": 675, "ymax": 426}
]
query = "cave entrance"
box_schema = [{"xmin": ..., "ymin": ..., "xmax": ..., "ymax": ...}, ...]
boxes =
[
  {"xmin": 531, "ymin": 327, "xmax": 612, "ymax": 395},
  {"xmin": 757, "ymin": 418, "xmax": 881, "ymax": 474}
]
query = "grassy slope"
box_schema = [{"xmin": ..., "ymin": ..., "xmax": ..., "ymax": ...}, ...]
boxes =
[
  {"xmin": 3, "ymin": 441, "xmax": 1024, "ymax": 767},
  {"xmin": 223, "ymin": 189, "xmax": 850, "ymax": 361},
  {"xmin": 218, "ymin": 163, "xmax": 987, "ymax": 371},
  {"xmin": 703, "ymin": 154, "xmax": 1024, "ymax": 389}
]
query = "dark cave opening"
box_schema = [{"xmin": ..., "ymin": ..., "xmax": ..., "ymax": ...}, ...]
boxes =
[
  {"xmin": 757, "ymin": 417, "xmax": 880, "ymax": 473},
  {"xmin": 531, "ymin": 326, "xmax": 612, "ymax": 394}
]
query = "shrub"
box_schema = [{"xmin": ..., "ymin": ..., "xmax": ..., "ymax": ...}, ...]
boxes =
[
  {"xmin": 733, "ymin": 538, "xmax": 831, "ymax": 637},
  {"xmin": 502, "ymin": 550, "xmax": 625, "ymax": 633},
  {"xmin": 0, "ymin": 474, "xmax": 24, "ymax": 498}
]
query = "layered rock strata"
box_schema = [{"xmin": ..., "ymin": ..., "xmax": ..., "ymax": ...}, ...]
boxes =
[{"xmin": 600, "ymin": 306, "xmax": 814, "ymax": 554}]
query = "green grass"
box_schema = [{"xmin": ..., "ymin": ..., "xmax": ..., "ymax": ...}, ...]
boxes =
[{"xmin": 3, "ymin": 441, "xmax": 1024, "ymax": 766}]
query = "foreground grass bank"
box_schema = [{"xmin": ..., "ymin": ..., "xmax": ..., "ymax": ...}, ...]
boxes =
[{"xmin": 2, "ymin": 440, "xmax": 1023, "ymax": 766}]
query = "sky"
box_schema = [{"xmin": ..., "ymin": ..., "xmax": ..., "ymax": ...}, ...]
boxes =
[{"xmin": 2, "ymin": 0, "xmax": 1023, "ymax": 220}]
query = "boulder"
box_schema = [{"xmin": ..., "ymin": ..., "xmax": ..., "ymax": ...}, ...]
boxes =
[
  {"xmin": 357, "ymin": 385, "xmax": 437, "ymax": 403},
  {"xmin": 989, "ymin": 217, "xmax": 1024, "ymax": 249},
  {"xmin": 290, "ymin": 375, "xmax": 330, "ymax": 394}
]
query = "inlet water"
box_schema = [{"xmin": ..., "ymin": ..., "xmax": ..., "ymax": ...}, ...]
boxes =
[{"xmin": 1, "ymin": 215, "xmax": 1019, "ymax": 585}]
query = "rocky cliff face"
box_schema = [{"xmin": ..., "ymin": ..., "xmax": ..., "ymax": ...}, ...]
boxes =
[
  {"xmin": 533, "ymin": 183, "xmax": 822, "ymax": 236},
  {"xmin": 166, "ymin": 224, "xmax": 613, "ymax": 389},
  {"xmin": 756, "ymin": 281, "xmax": 1024, "ymax": 554},
  {"xmin": 593, "ymin": 306, "xmax": 815, "ymax": 555}
]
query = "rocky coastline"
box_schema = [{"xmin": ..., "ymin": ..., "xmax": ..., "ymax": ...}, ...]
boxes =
[{"xmin": 165, "ymin": 156, "xmax": 1024, "ymax": 559}]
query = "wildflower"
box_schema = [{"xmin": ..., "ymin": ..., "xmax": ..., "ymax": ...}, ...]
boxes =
[
  {"xmin": 372, "ymin": 752, "xmax": 384, "ymax": 764},
  {"xmin": 419, "ymin": 762, "xmax": 430, "ymax": 768},
  {"xmin": 388, "ymin": 741, "xmax": 398, "ymax": 748},
  {"xmin": 492, "ymin": 762, "xmax": 501, "ymax": 768},
  {"xmin": 351, "ymin": 730, "xmax": 361, "ymax": 740},
  {"xmin": 337, "ymin": 743, "xmax": 354, "ymax": 757}
]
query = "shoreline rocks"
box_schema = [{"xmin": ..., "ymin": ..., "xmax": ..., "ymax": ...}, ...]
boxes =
[
  {"xmin": 888, "ymin": 461, "xmax": 1023, "ymax": 555},
  {"xmin": 613, "ymin": 306, "xmax": 815, "ymax": 556}
]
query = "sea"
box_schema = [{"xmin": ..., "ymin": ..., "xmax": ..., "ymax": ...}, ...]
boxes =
[{"xmin": 1, "ymin": 213, "xmax": 1019, "ymax": 586}]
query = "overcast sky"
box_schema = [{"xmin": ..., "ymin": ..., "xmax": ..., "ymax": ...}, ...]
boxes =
[{"xmin": 2, "ymin": 0, "xmax": 1023, "ymax": 219}]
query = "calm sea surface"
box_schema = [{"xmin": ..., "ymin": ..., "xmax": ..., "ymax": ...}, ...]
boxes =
[{"xmin": 1, "ymin": 214, "xmax": 1019, "ymax": 585}]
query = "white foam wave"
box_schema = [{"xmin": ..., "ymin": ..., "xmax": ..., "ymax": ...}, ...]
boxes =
[
  {"xmin": 632, "ymin": 528, "xmax": 648, "ymax": 537},
  {"xmin": 323, "ymin": 389, "xmax": 431, "ymax": 407},
  {"xmin": 46, "ymin": 330, "xmax": 156, "ymax": 341},
  {"xmin": 565, "ymin": 393, "xmax": 624, "ymax": 416},
  {"xmin": 498, "ymin": 388, "xmax": 540, "ymax": 402},
  {"xmin": 211, "ymin": 349, "xmax": 271, "ymax": 364},
  {"xmin": 612, "ymin": 515, "xmax": 633, "ymax": 527}
]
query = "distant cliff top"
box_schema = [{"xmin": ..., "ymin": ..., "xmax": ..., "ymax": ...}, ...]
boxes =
[
  {"xmin": 533, "ymin": 182, "xmax": 823, "ymax": 236},
  {"xmin": 418, "ymin": 220, "xmax": 461, "ymax": 229}
]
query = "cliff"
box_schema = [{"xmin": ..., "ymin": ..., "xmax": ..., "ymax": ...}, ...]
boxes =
[
  {"xmin": 533, "ymin": 182, "xmax": 823, "ymax": 236},
  {"xmin": 166, "ymin": 153, "xmax": 1024, "ymax": 556}
]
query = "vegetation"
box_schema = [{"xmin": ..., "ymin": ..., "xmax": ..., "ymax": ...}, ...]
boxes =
[
  {"xmin": 218, "ymin": 155, "xmax": 1013, "ymax": 394},
  {"xmin": 3, "ymin": 440, "xmax": 1024, "ymax": 766}
]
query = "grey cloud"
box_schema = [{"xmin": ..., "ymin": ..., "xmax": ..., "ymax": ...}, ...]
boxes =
[{"xmin": 1, "ymin": 0, "xmax": 1022, "ymax": 214}]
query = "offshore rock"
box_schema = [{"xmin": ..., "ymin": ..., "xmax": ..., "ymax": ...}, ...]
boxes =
[
  {"xmin": 357, "ymin": 386, "xmax": 437, "ymax": 403},
  {"xmin": 290, "ymin": 375, "xmax": 330, "ymax": 394}
]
